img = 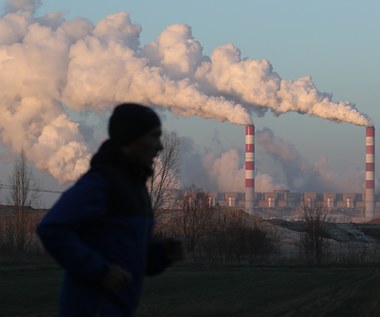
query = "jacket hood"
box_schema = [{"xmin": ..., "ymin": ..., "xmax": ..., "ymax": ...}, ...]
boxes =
[{"xmin": 90, "ymin": 140, "xmax": 152, "ymax": 182}]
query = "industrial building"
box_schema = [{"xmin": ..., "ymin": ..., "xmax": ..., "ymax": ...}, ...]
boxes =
[
  {"xmin": 188, "ymin": 189, "xmax": 380, "ymax": 220},
  {"xmin": 241, "ymin": 125, "xmax": 376, "ymax": 219},
  {"xmin": 178, "ymin": 125, "xmax": 377, "ymax": 222}
]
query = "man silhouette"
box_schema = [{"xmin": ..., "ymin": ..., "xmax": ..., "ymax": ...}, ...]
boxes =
[{"xmin": 37, "ymin": 103, "xmax": 182, "ymax": 317}]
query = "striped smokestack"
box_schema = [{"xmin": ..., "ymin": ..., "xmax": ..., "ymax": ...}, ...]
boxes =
[
  {"xmin": 365, "ymin": 126, "xmax": 375, "ymax": 219},
  {"xmin": 245, "ymin": 124, "xmax": 255, "ymax": 214}
]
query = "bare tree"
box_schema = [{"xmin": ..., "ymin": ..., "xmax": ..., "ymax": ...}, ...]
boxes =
[
  {"xmin": 299, "ymin": 203, "xmax": 330, "ymax": 265},
  {"xmin": 7, "ymin": 150, "xmax": 41, "ymax": 250},
  {"xmin": 148, "ymin": 130, "xmax": 181, "ymax": 218},
  {"xmin": 173, "ymin": 185, "xmax": 215, "ymax": 253}
]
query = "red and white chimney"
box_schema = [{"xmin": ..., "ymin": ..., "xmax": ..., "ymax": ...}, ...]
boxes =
[
  {"xmin": 365, "ymin": 126, "xmax": 375, "ymax": 218},
  {"xmin": 245, "ymin": 124, "xmax": 255, "ymax": 214}
]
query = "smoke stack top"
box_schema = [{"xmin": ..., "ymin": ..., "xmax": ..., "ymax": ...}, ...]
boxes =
[
  {"xmin": 0, "ymin": 1, "xmax": 372, "ymax": 182},
  {"xmin": 366, "ymin": 126, "xmax": 375, "ymax": 136}
]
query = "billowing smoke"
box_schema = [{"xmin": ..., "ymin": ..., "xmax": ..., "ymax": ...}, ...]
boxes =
[
  {"xmin": 181, "ymin": 128, "xmax": 365, "ymax": 193},
  {"xmin": 182, "ymin": 137, "xmax": 287, "ymax": 193},
  {"xmin": 0, "ymin": 1, "xmax": 371, "ymax": 182},
  {"xmin": 180, "ymin": 137, "xmax": 213, "ymax": 190},
  {"xmin": 256, "ymin": 128, "xmax": 364, "ymax": 192},
  {"xmin": 203, "ymin": 148, "xmax": 287, "ymax": 192},
  {"xmin": 204, "ymin": 149, "xmax": 245, "ymax": 192}
]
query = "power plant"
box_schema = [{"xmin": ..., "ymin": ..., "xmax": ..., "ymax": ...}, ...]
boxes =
[{"xmin": 244, "ymin": 125, "xmax": 376, "ymax": 220}]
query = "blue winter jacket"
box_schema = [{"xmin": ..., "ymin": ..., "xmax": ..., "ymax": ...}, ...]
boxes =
[{"xmin": 37, "ymin": 141, "xmax": 169, "ymax": 317}]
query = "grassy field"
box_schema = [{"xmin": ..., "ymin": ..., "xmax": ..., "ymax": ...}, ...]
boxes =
[{"xmin": 1, "ymin": 264, "xmax": 380, "ymax": 316}]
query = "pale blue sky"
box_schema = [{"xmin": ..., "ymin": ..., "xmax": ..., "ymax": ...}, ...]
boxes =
[{"xmin": 0, "ymin": 0, "xmax": 379, "ymax": 206}]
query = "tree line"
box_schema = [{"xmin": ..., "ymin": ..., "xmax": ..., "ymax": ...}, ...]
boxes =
[{"xmin": 1, "ymin": 131, "xmax": 380, "ymax": 266}]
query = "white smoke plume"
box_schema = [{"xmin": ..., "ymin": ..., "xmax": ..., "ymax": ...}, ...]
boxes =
[
  {"xmin": 256, "ymin": 128, "xmax": 364, "ymax": 192},
  {"xmin": 204, "ymin": 149, "xmax": 245, "ymax": 192},
  {"xmin": 0, "ymin": 1, "xmax": 371, "ymax": 182},
  {"xmin": 180, "ymin": 136, "xmax": 215, "ymax": 190},
  {"xmin": 190, "ymin": 128, "xmax": 364, "ymax": 193},
  {"xmin": 180, "ymin": 128, "xmax": 365, "ymax": 194},
  {"xmin": 182, "ymin": 137, "xmax": 287, "ymax": 193},
  {"xmin": 203, "ymin": 148, "xmax": 287, "ymax": 193}
]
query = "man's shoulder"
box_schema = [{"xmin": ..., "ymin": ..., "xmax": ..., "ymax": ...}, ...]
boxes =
[
  {"xmin": 67, "ymin": 170, "xmax": 109, "ymax": 196},
  {"xmin": 86, "ymin": 165, "xmax": 136, "ymax": 188},
  {"xmin": 76, "ymin": 166, "xmax": 134, "ymax": 199},
  {"xmin": 47, "ymin": 170, "xmax": 109, "ymax": 214},
  {"xmin": 79, "ymin": 169, "xmax": 107, "ymax": 184}
]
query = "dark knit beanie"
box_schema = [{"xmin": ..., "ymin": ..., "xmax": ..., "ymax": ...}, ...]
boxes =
[{"xmin": 108, "ymin": 103, "xmax": 161, "ymax": 146}]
